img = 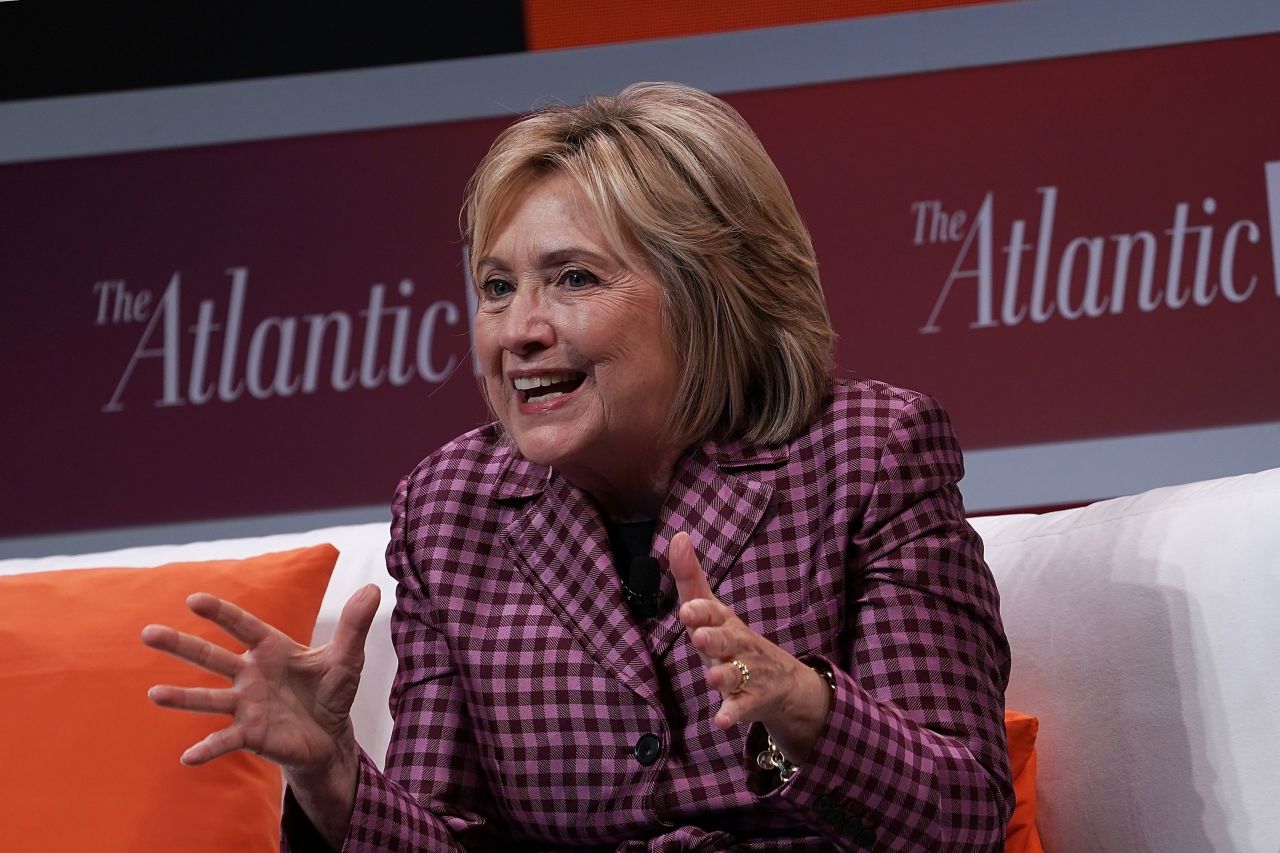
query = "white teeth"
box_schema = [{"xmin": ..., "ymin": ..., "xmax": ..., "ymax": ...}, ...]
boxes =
[
  {"xmin": 540, "ymin": 392, "xmax": 564, "ymax": 400},
  {"xmin": 513, "ymin": 373, "xmax": 576, "ymax": 391}
]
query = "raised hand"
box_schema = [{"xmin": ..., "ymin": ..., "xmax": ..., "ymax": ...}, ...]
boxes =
[
  {"xmin": 141, "ymin": 584, "xmax": 380, "ymax": 775},
  {"xmin": 668, "ymin": 532, "xmax": 831, "ymax": 764}
]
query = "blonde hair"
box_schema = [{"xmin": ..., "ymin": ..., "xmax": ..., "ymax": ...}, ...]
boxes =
[{"xmin": 463, "ymin": 82, "xmax": 834, "ymax": 447}]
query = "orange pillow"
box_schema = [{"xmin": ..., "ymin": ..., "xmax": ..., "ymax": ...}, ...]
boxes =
[
  {"xmin": 0, "ymin": 545, "xmax": 337, "ymax": 853},
  {"xmin": 1004, "ymin": 709, "xmax": 1043, "ymax": 853}
]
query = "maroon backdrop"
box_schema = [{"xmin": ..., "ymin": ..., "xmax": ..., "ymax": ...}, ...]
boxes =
[{"xmin": 3, "ymin": 34, "xmax": 1277, "ymax": 536}]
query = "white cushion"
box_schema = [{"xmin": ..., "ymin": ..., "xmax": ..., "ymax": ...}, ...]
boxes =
[{"xmin": 972, "ymin": 467, "xmax": 1280, "ymax": 852}]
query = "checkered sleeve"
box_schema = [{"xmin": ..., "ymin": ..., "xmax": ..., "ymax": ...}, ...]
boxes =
[
  {"xmin": 281, "ymin": 475, "xmax": 497, "ymax": 852},
  {"xmin": 749, "ymin": 392, "xmax": 1013, "ymax": 851}
]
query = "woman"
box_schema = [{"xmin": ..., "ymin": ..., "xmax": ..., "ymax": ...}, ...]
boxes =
[{"xmin": 143, "ymin": 82, "xmax": 1012, "ymax": 851}]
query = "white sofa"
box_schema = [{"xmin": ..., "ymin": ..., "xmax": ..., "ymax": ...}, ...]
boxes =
[{"xmin": 4, "ymin": 467, "xmax": 1278, "ymax": 851}]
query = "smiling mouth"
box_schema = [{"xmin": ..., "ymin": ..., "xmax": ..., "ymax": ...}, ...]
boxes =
[{"xmin": 513, "ymin": 372, "xmax": 587, "ymax": 403}]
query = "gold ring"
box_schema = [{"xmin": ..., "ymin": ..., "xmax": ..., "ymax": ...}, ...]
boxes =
[{"xmin": 729, "ymin": 659, "xmax": 750, "ymax": 694}]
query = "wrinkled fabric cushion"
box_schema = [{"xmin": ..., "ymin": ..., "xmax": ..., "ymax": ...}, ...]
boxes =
[{"xmin": 973, "ymin": 467, "xmax": 1280, "ymax": 852}]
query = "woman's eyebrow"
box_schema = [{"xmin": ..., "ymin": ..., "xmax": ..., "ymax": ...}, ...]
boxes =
[
  {"xmin": 476, "ymin": 246, "xmax": 616, "ymax": 275},
  {"xmin": 536, "ymin": 247, "xmax": 612, "ymax": 269}
]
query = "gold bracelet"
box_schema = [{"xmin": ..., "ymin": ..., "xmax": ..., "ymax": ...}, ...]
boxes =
[
  {"xmin": 811, "ymin": 661, "xmax": 836, "ymax": 693},
  {"xmin": 755, "ymin": 662, "xmax": 836, "ymax": 782}
]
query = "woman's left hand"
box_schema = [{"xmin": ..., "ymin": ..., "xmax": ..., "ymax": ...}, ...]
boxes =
[{"xmin": 669, "ymin": 531, "xmax": 832, "ymax": 764}]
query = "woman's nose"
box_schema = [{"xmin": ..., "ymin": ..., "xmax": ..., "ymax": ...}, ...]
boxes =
[{"xmin": 498, "ymin": 288, "xmax": 555, "ymax": 356}]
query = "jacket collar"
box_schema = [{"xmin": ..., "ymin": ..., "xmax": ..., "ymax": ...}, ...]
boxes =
[
  {"xmin": 490, "ymin": 437, "xmax": 552, "ymax": 501},
  {"xmin": 491, "ymin": 431, "xmax": 790, "ymax": 501},
  {"xmin": 702, "ymin": 435, "xmax": 791, "ymax": 471}
]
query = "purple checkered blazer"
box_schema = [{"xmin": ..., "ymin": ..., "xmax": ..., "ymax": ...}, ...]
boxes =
[{"xmin": 285, "ymin": 379, "xmax": 1012, "ymax": 851}]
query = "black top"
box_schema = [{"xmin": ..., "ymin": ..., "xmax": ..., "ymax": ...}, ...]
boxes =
[
  {"xmin": 604, "ymin": 518, "xmax": 660, "ymax": 620},
  {"xmin": 603, "ymin": 518, "xmax": 657, "ymax": 586}
]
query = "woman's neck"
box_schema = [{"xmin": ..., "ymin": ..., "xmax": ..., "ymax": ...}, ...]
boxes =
[{"xmin": 561, "ymin": 446, "xmax": 683, "ymax": 523}]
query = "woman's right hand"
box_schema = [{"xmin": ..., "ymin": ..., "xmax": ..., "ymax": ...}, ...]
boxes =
[{"xmin": 141, "ymin": 584, "xmax": 381, "ymax": 840}]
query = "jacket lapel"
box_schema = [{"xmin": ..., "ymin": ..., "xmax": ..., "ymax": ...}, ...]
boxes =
[
  {"xmin": 648, "ymin": 439, "xmax": 783, "ymax": 660},
  {"xmin": 501, "ymin": 460, "xmax": 663, "ymax": 708}
]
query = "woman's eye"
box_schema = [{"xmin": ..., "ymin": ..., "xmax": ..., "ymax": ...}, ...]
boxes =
[
  {"xmin": 483, "ymin": 278, "xmax": 514, "ymax": 298},
  {"xmin": 561, "ymin": 269, "xmax": 596, "ymax": 289}
]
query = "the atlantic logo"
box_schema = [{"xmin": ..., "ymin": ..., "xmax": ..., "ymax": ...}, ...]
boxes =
[
  {"xmin": 93, "ymin": 267, "xmax": 463, "ymax": 412},
  {"xmin": 914, "ymin": 161, "xmax": 1280, "ymax": 334}
]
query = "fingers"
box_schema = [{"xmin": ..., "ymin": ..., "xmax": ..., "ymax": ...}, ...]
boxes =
[
  {"xmin": 679, "ymin": 597, "xmax": 729, "ymax": 633},
  {"xmin": 140, "ymin": 624, "xmax": 242, "ymax": 677},
  {"xmin": 669, "ymin": 532, "xmax": 715, "ymax": 605},
  {"xmin": 186, "ymin": 593, "xmax": 273, "ymax": 647},
  {"xmin": 668, "ymin": 531, "xmax": 794, "ymax": 734},
  {"xmin": 329, "ymin": 584, "xmax": 381, "ymax": 664},
  {"xmin": 148, "ymin": 684, "xmax": 238, "ymax": 716},
  {"xmin": 180, "ymin": 725, "xmax": 247, "ymax": 766},
  {"xmin": 689, "ymin": 623, "xmax": 737, "ymax": 658},
  {"xmin": 707, "ymin": 659, "xmax": 750, "ymax": 695},
  {"xmin": 708, "ymin": 661, "xmax": 751, "ymax": 730}
]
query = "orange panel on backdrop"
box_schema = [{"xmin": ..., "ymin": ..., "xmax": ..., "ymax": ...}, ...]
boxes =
[{"xmin": 524, "ymin": 0, "xmax": 1011, "ymax": 50}]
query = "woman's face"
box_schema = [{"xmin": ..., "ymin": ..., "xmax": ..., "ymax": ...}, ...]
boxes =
[{"xmin": 473, "ymin": 172, "xmax": 681, "ymax": 495}]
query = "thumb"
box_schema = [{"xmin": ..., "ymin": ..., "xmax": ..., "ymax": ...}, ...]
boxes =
[
  {"xmin": 330, "ymin": 584, "xmax": 381, "ymax": 662},
  {"xmin": 669, "ymin": 532, "xmax": 715, "ymax": 604}
]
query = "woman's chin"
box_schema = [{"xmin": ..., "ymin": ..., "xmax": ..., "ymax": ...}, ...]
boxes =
[{"xmin": 509, "ymin": 426, "xmax": 588, "ymax": 470}]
